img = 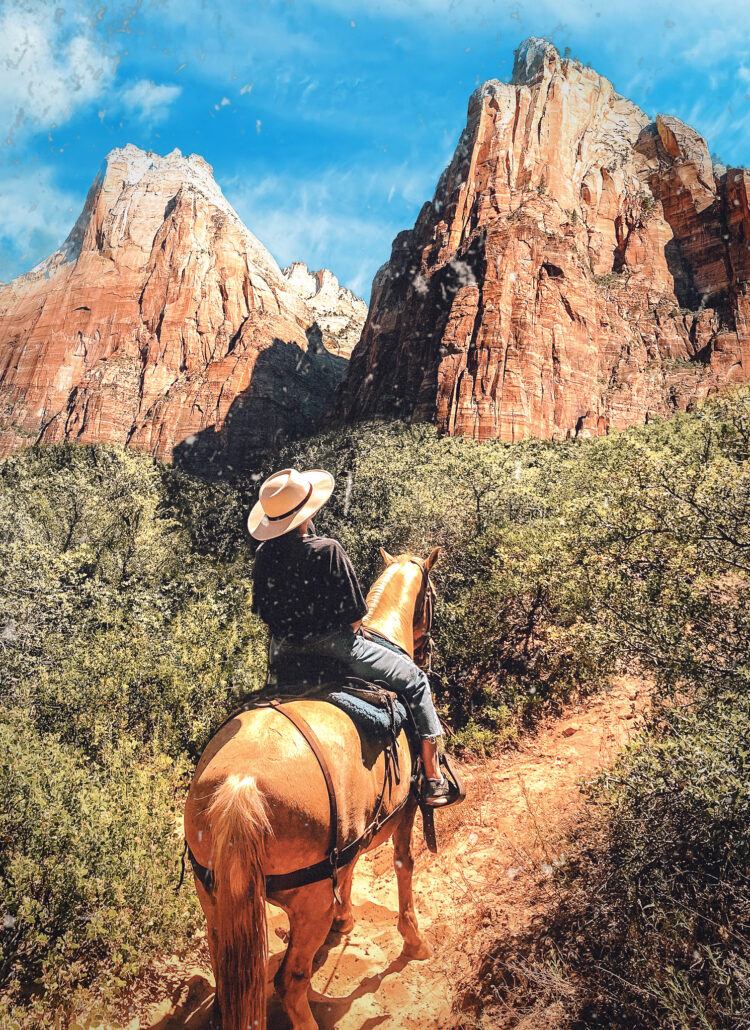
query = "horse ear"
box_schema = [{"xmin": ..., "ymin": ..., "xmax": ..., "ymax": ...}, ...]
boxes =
[
  {"xmin": 379, "ymin": 546, "xmax": 395, "ymax": 566},
  {"xmin": 425, "ymin": 546, "xmax": 441, "ymax": 570}
]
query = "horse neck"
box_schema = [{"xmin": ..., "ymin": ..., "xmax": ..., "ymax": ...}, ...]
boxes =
[{"xmin": 362, "ymin": 562, "xmax": 422, "ymax": 658}]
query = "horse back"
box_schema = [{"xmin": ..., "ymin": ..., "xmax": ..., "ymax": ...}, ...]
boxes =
[{"xmin": 184, "ymin": 701, "xmax": 412, "ymax": 880}]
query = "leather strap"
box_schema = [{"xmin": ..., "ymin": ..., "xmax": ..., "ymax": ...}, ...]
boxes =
[
  {"xmin": 186, "ymin": 792, "xmax": 412, "ymax": 897},
  {"xmin": 264, "ymin": 795, "xmax": 408, "ymax": 894},
  {"xmin": 267, "ymin": 698, "xmax": 339, "ymax": 860},
  {"xmin": 185, "ymin": 692, "xmax": 411, "ymax": 900}
]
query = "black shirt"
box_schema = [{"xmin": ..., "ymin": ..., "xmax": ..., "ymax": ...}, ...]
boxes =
[{"xmin": 251, "ymin": 520, "xmax": 368, "ymax": 641}]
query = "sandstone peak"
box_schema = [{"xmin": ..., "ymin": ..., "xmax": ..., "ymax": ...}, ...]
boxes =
[
  {"xmin": 19, "ymin": 143, "xmax": 280, "ymax": 289},
  {"xmin": 511, "ymin": 36, "xmax": 559, "ymax": 86},
  {"xmin": 0, "ymin": 146, "xmax": 367, "ymax": 471},
  {"xmin": 337, "ymin": 39, "xmax": 750, "ymax": 442},
  {"xmin": 282, "ymin": 262, "xmax": 368, "ymax": 359},
  {"xmin": 656, "ymin": 114, "xmax": 714, "ymax": 185}
]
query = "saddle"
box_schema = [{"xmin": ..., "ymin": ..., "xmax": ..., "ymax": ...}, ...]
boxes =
[
  {"xmin": 268, "ymin": 646, "xmax": 411, "ymax": 744},
  {"xmin": 266, "ymin": 642, "xmax": 464, "ymax": 848}
]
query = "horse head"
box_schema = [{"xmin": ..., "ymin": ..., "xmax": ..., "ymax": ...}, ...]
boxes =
[{"xmin": 364, "ymin": 545, "xmax": 441, "ymax": 666}]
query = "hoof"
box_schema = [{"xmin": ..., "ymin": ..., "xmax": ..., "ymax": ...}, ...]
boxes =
[{"xmin": 402, "ymin": 938, "xmax": 432, "ymax": 960}]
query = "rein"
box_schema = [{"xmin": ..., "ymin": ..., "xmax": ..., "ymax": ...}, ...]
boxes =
[{"xmin": 410, "ymin": 558, "xmax": 435, "ymax": 673}]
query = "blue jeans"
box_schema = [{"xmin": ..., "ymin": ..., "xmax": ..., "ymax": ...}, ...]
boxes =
[{"xmin": 275, "ymin": 627, "xmax": 444, "ymax": 739}]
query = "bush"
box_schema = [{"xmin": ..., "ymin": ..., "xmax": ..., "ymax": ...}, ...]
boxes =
[
  {"xmin": 0, "ymin": 715, "xmax": 200, "ymax": 1028},
  {"xmin": 582, "ymin": 694, "xmax": 750, "ymax": 1027},
  {"xmin": 0, "ymin": 444, "xmax": 266, "ymax": 1024},
  {"xmin": 0, "ymin": 444, "xmax": 267, "ymax": 761},
  {"xmin": 457, "ymin": 694, "xmax": 750, "ymax": 1029},
  {"xmin": 451, "ymin": 389, "xmax": 750, "ymax": 1028}
]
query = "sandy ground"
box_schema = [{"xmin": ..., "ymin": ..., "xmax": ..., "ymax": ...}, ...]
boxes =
[{"xmin": 119, "ymin": 677, "xmax": 646, "ymax": 1030}]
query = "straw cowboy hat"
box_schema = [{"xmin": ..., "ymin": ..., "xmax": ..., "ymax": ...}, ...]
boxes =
[{"xmin": 247, "ymin": 467, "xmax": 335, "ymax": 540}]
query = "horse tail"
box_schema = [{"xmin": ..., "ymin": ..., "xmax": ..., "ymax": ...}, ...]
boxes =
[{"xmin": 207, "ymin": 773, "xmax": 271, "ymax": 1030}]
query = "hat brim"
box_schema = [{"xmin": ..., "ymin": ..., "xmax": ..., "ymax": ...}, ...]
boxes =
[{"xmin": 247, "ymin": 469, "xmax": 335, "ymax": 540}]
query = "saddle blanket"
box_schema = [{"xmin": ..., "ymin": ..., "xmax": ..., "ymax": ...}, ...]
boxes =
[{"xmin": 323, "ymin": 689, "xmax": 409, "ymax": 743}]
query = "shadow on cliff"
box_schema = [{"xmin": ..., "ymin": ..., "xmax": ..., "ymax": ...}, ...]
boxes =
[
  {"xmin": 332, "ymin": 230, "xmax": 487, "ymax": 427},
  {"xmin": 173, "ymin": 328, "xmax": 348, "ymax": 479}
]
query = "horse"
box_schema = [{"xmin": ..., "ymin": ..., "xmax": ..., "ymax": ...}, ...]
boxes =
[{"xmin": 183, "ymin": 544, "xmax": 441, "ymax": 1030}]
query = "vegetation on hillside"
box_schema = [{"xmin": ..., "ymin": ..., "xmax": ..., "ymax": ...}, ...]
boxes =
[
  {"xmin": 0, "ymin": 447, "xmax": 264, "ymax": 1027},
  {"xmin": 0, "ymin": 388, "xmax": 747, "ymax": 1026},
  {"xmin": 451, "ymin": 389, "xmax": 750, "ymax": 1029}
]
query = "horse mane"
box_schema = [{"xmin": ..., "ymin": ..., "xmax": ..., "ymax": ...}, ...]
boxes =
[{"xmin": 363, "ymin": 555, "xmax": 424, "ymax": 658}]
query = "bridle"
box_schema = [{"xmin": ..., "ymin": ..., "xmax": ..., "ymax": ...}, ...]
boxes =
[{"xmin": 408, "ymin": 558, "xmax": 435, "ymax": 674}]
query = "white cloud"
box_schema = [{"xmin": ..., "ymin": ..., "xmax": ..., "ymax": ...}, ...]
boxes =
[
  {"xmin": 0, "ymin": 165, "xmax": 80, "ymax": 281},
  {"xmin": 223, "ymin": 155, "xmax": 447, "ymax": 297},
  {"xmin": 121, "ymin": 79, "xmax": 182, "ymax": 123},
  {"xmin": 682, "ymin": 27, "xmax": 750, "ymax": 68},
  {"xmin": 0, "ymin": 1, "xmax": 115, "ymax": 142}
]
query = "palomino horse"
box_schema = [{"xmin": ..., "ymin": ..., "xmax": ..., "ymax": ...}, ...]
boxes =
[{"xmin": 184, "ymin": 544, "xmax": 441, "ymax": 1030}]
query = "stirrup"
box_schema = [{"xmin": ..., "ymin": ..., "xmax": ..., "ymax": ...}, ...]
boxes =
[
  {"xmin": 418, "ymin": 752, "xmax": 465, "ymax": 808},
  {"xmin": 437, "ymin": 752, "xmax": 466, "ymax": 806}
]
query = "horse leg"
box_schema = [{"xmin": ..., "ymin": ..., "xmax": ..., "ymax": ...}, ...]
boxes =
[
  {"xmin": 274, "ymin": 883, "xmax": 334, "ymax": 1030},
  {"xmin": 393, "ymin": 802, "xmax": 431, "ymax": 959},
  {"xmin": 331, "ymin": 861, "xmax": 356, "ymax": 934}
]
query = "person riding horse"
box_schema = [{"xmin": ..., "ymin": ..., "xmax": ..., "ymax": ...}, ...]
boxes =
[{"xmin": 248, "ymin": 466, "xmax": 458, "ymax": 807}]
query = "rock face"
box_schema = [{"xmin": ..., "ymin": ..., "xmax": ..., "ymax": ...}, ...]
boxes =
[
  {"xmin": 0, "ymin": 145, "xmax": 367, "ymax": 472},
  {"xmin": 282, "ymin": 263, "xmax": 368, "ymax": 358},
  {"xmin": 337, "ymin": 38, "xmax": 750, "ymax": 440}
]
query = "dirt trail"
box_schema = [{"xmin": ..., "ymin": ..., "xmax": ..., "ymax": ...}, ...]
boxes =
[{"xmin": 132, "ymin": 678, "xmax": 646, "ymax": 1030}]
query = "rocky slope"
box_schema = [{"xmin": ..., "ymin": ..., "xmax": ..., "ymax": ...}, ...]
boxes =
[
  {"xmin": 0, "ymin": 145, "xmax": 366, "ymax": 472},
  {"xmin": 282, "ymin": 262, "xmax": 367, "ymax": 358},
  {"xmin": 336, "ymin": 38, "xmax": 750, "ymax": 440}
]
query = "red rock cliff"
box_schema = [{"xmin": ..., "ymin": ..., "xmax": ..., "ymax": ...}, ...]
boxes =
[
  {"xmin": 336, "ymin": 38, "xmax": 750, "ymax": 440},
  {"xmin": 0, "ymin": 145, "xmax": 366, "ymax": 472}
]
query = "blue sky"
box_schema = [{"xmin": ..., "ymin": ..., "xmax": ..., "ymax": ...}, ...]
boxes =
[{"xmin": 1, "ymin": 0, "xmax": 749, "ymax": 299}]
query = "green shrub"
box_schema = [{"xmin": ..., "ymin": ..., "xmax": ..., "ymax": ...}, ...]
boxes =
[
  {"xmin": 0, "ymin": 443, "xmax": 266, "ymax": 1023},
  {"xmin": 0, "ymin": 714, "xmax": 200, "ymax": 1028},
  {"xmin": 450, "ymin": 389, "xmax": 750, "ymax": 1028},
  {"xmin": 458, "ymin": 694, "xmax": 750, "ymax": 1029},
  {"xmin": 0, "ymin": 444, "xmax": 267, "ymax": 761},
  {"xmin": 580, "ymin": 692, "xmax": 750, "ymax": 1026}
]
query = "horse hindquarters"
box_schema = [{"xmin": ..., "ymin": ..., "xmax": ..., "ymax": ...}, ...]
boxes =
[{"xmin": 205, "ymin": 774, "xmax": 271, "ymax": 1030}]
